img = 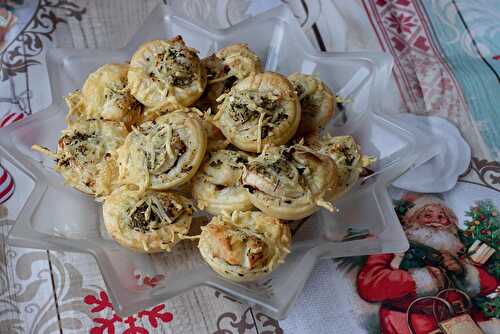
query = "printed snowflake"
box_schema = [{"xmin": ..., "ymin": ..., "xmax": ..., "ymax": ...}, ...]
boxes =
[
  {"xmin": 386, "ymin": 12, "xmax": 415, "ymax": 34},
  {"xmin": 84, "ymin": 290, "xmax": 173, "ymax": 334}
]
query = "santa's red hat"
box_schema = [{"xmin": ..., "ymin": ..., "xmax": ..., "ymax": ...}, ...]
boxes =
[{"xmin": 403, "ymin": 195, "xmax": 458, "ymax": 228}]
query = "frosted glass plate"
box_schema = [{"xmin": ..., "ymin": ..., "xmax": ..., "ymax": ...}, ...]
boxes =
[{"xmin": 0, "ymin": 4, "xmax": 421, "ymax": 318}]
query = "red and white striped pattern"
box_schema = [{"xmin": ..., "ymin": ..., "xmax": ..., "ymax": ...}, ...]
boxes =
[
  {"xmin": 0, "ymin": 112, "xmax": 23, "ymax": 203},
  {"xmin": 0, "ymin": 164, "xmax": 15, "ymax": 204},
  {"xmin": 0, "ymin": 112, "xmax": 24, "ymax": 128}
]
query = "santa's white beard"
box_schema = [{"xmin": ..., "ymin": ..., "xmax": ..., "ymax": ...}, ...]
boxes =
[{"xmin": 405, "ymin": 225, "xmax": 464, "ymax": 256}]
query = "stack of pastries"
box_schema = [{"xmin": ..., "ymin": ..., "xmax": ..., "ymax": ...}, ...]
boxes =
[{"xmin": 33, "ymin": 36, "xmax": 374, "ymax": 282}]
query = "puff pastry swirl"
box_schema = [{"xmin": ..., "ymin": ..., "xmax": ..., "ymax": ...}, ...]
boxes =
[
  {"xmin": 288, "ymin": 73, "xmax": 335, "ymax": 135},
  {"xmin": 117, "ymin": 111, "xmax": 207, "ymax": 190},
  {"xmin": 198, "ymin": 211, "xmax": 291, "ymax": 282},
  {"xmin": 32, "ymin": 119, "xmax": 128, "ymax": 196},
  {"xmin": 103, "ymin": 187, "xmax": 193, "ymax": 252},
  {"xmin": 66, "ymin": 64, "xmax": 142, "ymax": 127},
  {"xmin": 192, "ymin": 149, "xmax": 253, "ymax": 215},
  {"xmin": 197, "ymin": 44, "xmax": 262, "ymax": 111},
  {"xmin": 128, "ymin": 36, "xmax": 206, "ymax": 113},
  {"xmin": 242, "ymin": 144, "xmax": 336, "ymax": 220},
  {"xmin": 214, "ymin": 72, "xmax": 301, "ymax": 153},
  {"xmin": 304, "ymin": 134, "xmax": 374, "ymax": 199}
]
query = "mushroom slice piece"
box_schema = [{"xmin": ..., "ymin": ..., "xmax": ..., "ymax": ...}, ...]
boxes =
[{"xmin": 242, "ymin": 145, "xmax": 337, "ymax": 220}]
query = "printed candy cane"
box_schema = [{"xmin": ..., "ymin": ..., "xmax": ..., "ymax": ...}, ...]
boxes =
[
  {"xmin": 0, "ymin": 164, "xmax": 14, "ymax": 204},
  {"xmin": 0, "ymin": 112, "xmax": 23, "ymax": 203},
  {"xmin": 0, "ymin": 111, "xmax": 24, "ymax": 128}
]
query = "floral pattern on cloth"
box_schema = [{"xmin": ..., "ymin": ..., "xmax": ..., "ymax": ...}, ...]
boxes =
[
  {"xmin": 84, "ymin": 290, "xmax": 173, "ymax": 334},
  {"xmin": 362, "ymin": 0, "xmax": 500, "ymax": 159}
]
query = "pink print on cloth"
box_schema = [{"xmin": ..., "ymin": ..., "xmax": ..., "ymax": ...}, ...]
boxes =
[
  {"xmin": 84, "ymin": 291, "xmax": 173, "ymax": 334},
  {"xmin": 386, "ymin": 12, "xmax": 416, "ymax": 34},
  {"xmin": 362, "ymin": 0, "xmax": 468, "ymax": 124}
]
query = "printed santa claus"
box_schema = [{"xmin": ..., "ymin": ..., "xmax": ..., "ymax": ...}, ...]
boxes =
[{"xmin": 356, "ymin": 196, "xmax": 498, "ymax": 334}]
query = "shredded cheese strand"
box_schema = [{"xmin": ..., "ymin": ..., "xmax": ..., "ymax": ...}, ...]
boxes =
[
  {"xmin": 180, "ymin": 234, "xmax": 200, "ymax": 240},
  {"xmin": 31, "ymin": 144, "xmax": 58, "ymax": 159},
  {"xmin": 150, "ymin": 196, "xmax": 173, "ymax": 223},
  {"xmin": 64, "ymin": 91, "xmax": 86, "ymax": 125},
  {"xmin": 316, "ymin": 197, "xmax": 335, "ymax": 212},
  {"xmin": 161, "ymin": 124, "xmax": 174, "ymax": 160},
  {"xmin": 208, "ymin": 73, "xmax": 233, "ymax": 84}
]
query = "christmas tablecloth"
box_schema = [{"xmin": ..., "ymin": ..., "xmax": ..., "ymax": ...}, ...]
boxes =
[{"xmin": 0, "ymin": 1, "xmax": 498, "ymax": 333}]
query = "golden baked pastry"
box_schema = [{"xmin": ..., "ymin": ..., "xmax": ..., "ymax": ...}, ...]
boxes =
[
  {"xmin": 192, "ymin": 149, "xmax": 253, "ymax": 215},
  {"xmin": 30, "ymin": 33, "xmax": 374, "ymax": 265},
  {"xmin": 305, "ymin": 134, "xmax": 374, "ymax": 199},
  {"xmin": 214, "ymin": 72, "xmax": 301, "ymax": 153},
  {"xmin": 183, "ymin": 107, "xmax": 229, "ymax": 152},
  {"xmin": 103, "ymin": 187, "xmax": 193, "ymax": 252},
  {"xmin": 288, "ymin": 73, "xmax": 335, "ymax": 135},
  {"xmin": 216, "ymin": 44, "xmax": 262, "ymax": 80},
  {"xmin": 117, "ymin": 110, "xmax": 207, "ymax": 190},
  {"xmin": 198, "ymin": 44, "xmax": 262, "ymax": 111},
  {"xmin": 241, "ymin": 144, "xmax": 336, "ymax": 220},
  {"xmin": 66, "ymin": 64, "xmax": 142, "ymax": 127},
  {"xmin": 32, "ymin": 119, "xmax": 128, "ymax": 196},
  {"xmin": 128, "ymin": 36, "xmax": 206, "ymax": 113},
  {"xmin": 198, "ymin": 211, "xmax": 291, "ymax": 282},
  {"xmin": 64, "ymin": 90, "xmax": 86, "ymax": 124},
  {"xmin": 199, "ymin": 116, "xmax": 229, "ymax": 152},
  {"xmin": 197, "ymin": 43, "xmax": 262, "ymax": 110}
]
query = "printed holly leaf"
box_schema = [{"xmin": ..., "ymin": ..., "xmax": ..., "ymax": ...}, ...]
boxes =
[
  {"xmin": 86, "ymin": 290, "xmax": 174, "ymax": 333},
  {"xmin": 90, "ymin": 314, "xmax": 122, "ymax": 334},
  {"xmin": 475, "ymin": 295, "xmax": 500, "ymax": 318},
  {"xmin": 485, "ymin": 257, "xmax": 500, "ymax": 280},
  {"xmin": 84, "ymin": 291, "xmax": 114, "ymax": 312},
  {"xmin": 138, "ymin": 304, "xmax": 173, "ymax": 328},
  {"xmin": 123, "ymin": 317, "xmax": 148, "ymax": 334}
]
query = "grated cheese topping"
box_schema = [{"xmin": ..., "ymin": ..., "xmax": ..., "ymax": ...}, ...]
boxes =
[
  {"xmin": 218, "ymin": 89, "xmax": 288, "ymax": 152},
  {"xmin": 32, "ymin": 119, "xmax": 127, "ymax": 196},
  {"xmin": 198, "ymin": 211, "xmax": 291, "ymax": 280},
  {"xmin": 117, "ymin": 111, "xmax": 206, "ymax": 190},
  {"xmin": 305, "ymin": 134, "xmax": 375, "ymax": 191}
]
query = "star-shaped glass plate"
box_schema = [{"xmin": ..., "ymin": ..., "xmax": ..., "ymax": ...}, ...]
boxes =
[{"xmin": 0, "ymin": 4, "xmax": 421, "ymax": 318}]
